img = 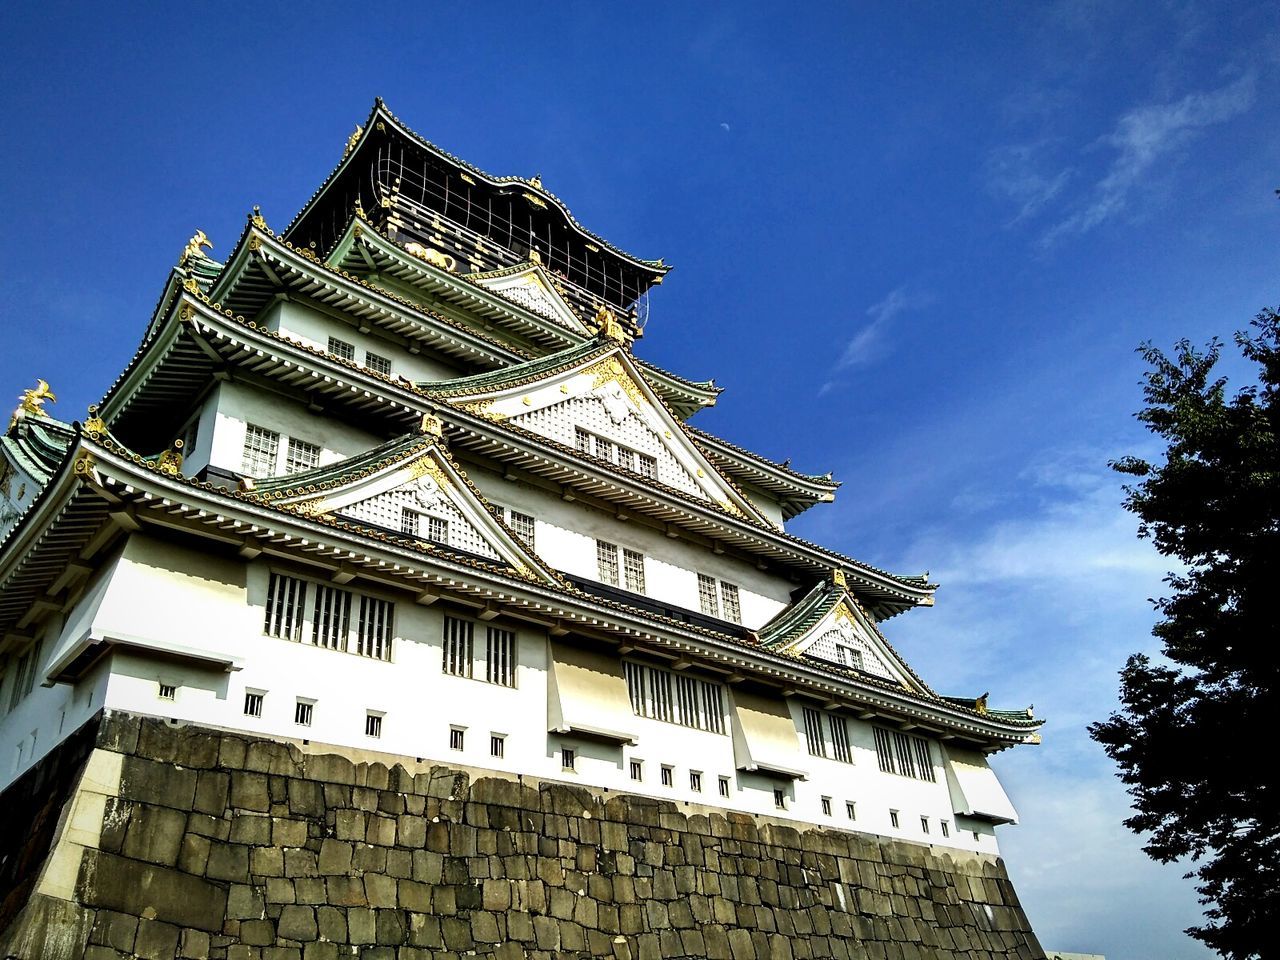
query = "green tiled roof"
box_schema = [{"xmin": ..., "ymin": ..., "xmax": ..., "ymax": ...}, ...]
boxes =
[
  {"xmin": 2, "ymin": 415, "xmax": 76, "ymax": 484},
  {"xmin": 248, "ymin": 434, "xmax": 433, "ymax": 497},
  {"xmin": 421, "ymin": 340, "xmax": 608, "ymax": 397}
]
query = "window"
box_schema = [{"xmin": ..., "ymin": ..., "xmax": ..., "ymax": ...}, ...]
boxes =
[
  {"xmin": 774, "ymin": 788, "xmax": 786, "ymax": 810},
  {"xmin": 837, "ymin": 645, "xmax": 864, "ymax": 671},
  {"xmin": 630, "ymin": 760, "xmax": 643, "ymax": 782},
  {"xmin": 426, "ymin": 516, "xmax": 449, "ymax": 545},
  {"xmin": 365, "ymin": 713, "xmax": 383, "ymax": 738},
  {"xmin": 244, "ymin": 692, "xmax": 264, "ymax": 718},
  {"xmin": 561, "ymin": 747, "xmax": 576, "ymax": 771},
  {"xmin": 6, "ymin": 640, "xmax": 43, "ymax": 713},
  {"xmin": 509, "ymin": 511, "xmax": 535, "ymax": 548},
  {"xmin": 158, "ymin": 683, "xmax": 176, "ymax": 701},
  {"xmin": 490, "ymin": 734, "xmax": 505, "ymax": 758},
  {"xmin": 365, "ymin": 352, "xmax": 392, "ymax": 377},
  {"xmin": 941, "ymin": 819, "xmax": 950, "ymax": 838},
  {"xmin": 450, "ymin": 727, "xmax": 465, "ymax": 751},
  {"xmin": 327, "ymin": 337, "xmax": 355, "ymax": 361},
  {"xmin": 920, "ymin": 816, "xmax": 930, "ymax": 835},
  {"xmin": 485, "ymin": 627, "xmax": 516, "ymax": 687},
  {"xmin": 689, "ymin": 771, "xmax": 702, "ymax": 792},
  {"xmin": 974, "ymin": 831, "xmax": 981, "ymax": 842},
  {"xmin": 660, "ymin": 765, "xmax": 674, "ymax": 788},
  {"xmin": 802, "ymin": 707, "xmax": 827, "ymax": 758},
  {"xmin": 718, "ymin": 776, "xmax": 731, "ymax": 798},
  {"xmin": 623, "ymin": 549, "xmax": 646, "ymax": 593},
  {"xmin": 830, "ymin": 715, "xmax": 853, "ymax": 764},
  {"xmin": 845, "ymin": 801, "xmax": 856, "ymax": 821},
  {"xmin": 596, "ymin": 540, "xmax": 619, "ymax": 586},
  {"xmin": 265, "ymin": 573, "xmax": 308, "ymax": 641},
  {"xmin": 624, "ymin": 660, "xmax": 725, "ymax": 734},
  {"xmin": 312, "ymin": 584, "xmax": 352, "ymax": 652},
  {"xmin": 401, "ymin": 509, "xmax": 419, "ymax": 536},
  {"xmin": 821, "ymin": 796, "xmax": 833, "ymax": 817},
  {"xmin": 697, "ymin": 574, "xmax": 719, "ymax": 617},
  {"xmin": 575, "ymin": 427, "xmax": 657, "ymax": 481},
  {"xmin": 285, "ymin": 438, "xmax": 320, "ymax": 475},
  {"xmin": 720, "ymin": 583, "xmax": 741, "ymax": 624},
  {"xmin": 356, "ymin": 596, "xmax": 394, "ymax": 660},
  {"xmin": 889, "ymin": 809, "xmax": 900, "ymax": 829},
  {"xmin": 241, "ymin": 424, "xmax": 279, "ymax": 477},
  {"xmin": 442, "ymin": 616, "xmax": 474, "ymax": 678},
  {"xmin": 294, "ymin": 700, "xmax": 313, "ymax": 726},
  {"xmin": 873, "ymin": 727, "xmax": 936, "ymax": 782}
]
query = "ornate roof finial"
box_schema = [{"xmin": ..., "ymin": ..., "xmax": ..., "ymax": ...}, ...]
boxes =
[
  {"xmin": 529, "ymin": 173, "xmax": 542, "ymax": 188},
  {"xmin": 975, "ymin": 692, "xmax": 989, "ymax": 715},
  {"xmin": 157, "ymin": 439, "xmax": 185, "ymax": 476},
  {"xmin": 344, "ymin": 124, "xmax": 364, "ymax": 158},
  {"xmin": 419, "ymin": 412, "xmax": 445, "ymax": 439},
  {"xmin": 831, "ymin": 569, "xmax": 847, "ymax": 589},
  {"xmin": 250, "ymin": 206, "xmax": 267, "ymax": 230},
  {"xmin": 528, "ymin": 246, "xmax": 542, "ymax": 265},
  {"xmin": 9, "ymin": 379, "xmax": 56, "ymax": 432},
  {"xmin": 179, "ymin": 230, "xmax": 212, "ymax": 267},
  {"xmin": 83, "ymin": 404, "xmax": 106, "ymax": 437},
  {"xmin": 592, "ymin": 305, "xmax": 628, "ymax": 344}
]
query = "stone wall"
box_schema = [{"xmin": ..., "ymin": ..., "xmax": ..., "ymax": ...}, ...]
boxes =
[{"xmin": 0, "ymin": 712, "xmax": 1045, "ymax": 959}]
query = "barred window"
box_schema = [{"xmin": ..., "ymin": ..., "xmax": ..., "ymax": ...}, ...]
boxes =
[
  {"xmin": 509, "ymin": 511, "xmax": 535, "ymax": 548},
  {"xmin": 490, "ymin": 734, "xmax": 505, "ymax": 758},
  {"xmin": 561, "ymin": 747, "xmax": 576, "ymax": 770},
  {"xmin": 294, "ymin": 700, "xmax": 313, "ymax": 726},
  {"xmin": 285, "ymin": 438, "xmax": 320, "ymax": 475},
  {"xmin": 689, "ymin": 771, "xmax": 702, "ymax": 792},
  {"xmin": 774, "ymin": 788, "xmax": 786, "ymax": 810},
  {"xmin": 442, "ymin": 616, "xmax": 474, "ymax": 678},
  {"xmin": 241, "ymin": 424, "xmax": 279, "ymax": 477},
  {"xmin": 327, "ymin": 337, "xmax": 355, "ymax": 361},
  {"xmin": 941, "ymin": 819, "xmax": 950, "ymax": 838},
  {"xmin": 158, "ymin": 683, "xmax": 176, "ymax": 701},
  {"xmin": 596, "ymin": 540, "xmax": 619, "ymax": 586},
  {"xmin": 624, "ymin": 660, "xmax": 725, "ymax": 734},
  {"xmin": 243, "ymin": 692, "xmax": 264, "ymax": 718},
  {"xmin": 846, "ymin": 801, "xmax": 857, "ymax": 821},
  {"xmin": 697, "ymin": 574, "xmax": 719, "ymax": 617},
  {"xmin": 719, "ymin": 776, "xmax": 731, "ymax": 798},
  {"xmin": 661, "ymin": 765, "xmax": 674, "ymax": 787},
  {"xmin": 637, "ymin": 453, "xmax": 656, "ymax": 479},
  {"xmin": 357, "ymin": 596, "xmax": 394, "ymax": 661},
  {"xmin": 802, "ymin": 707, "xmax": 827, "ymax": 758},
  {"xmin": 821, "ymin": 796, "xmax": 833, "ymax": 816},
  {"xmin": 426, "ymin": 516, "xmax": 449, "ymax": 545},
  {"xmin": 720, "ymin": 583, "xmax": 742, "ymax": 624},
  {"xmin": 830, "ymin": 715, "xmax": 853, "ymax": 764},
  {"xmin": 265, "ymin": 573, "xmax": 308, "ymax": 641},
  {"xmin": 574, "ymin": 427, "xmax": 657, "ymax": 482},
  {"xmin": 401, "ymin": 509, "xmax": 418, "ymax": 536},
  {"xmin": 889, "ymin": 809, "xmax": 900, "ymax": 828},
  {"xmin": 311, "ymin": 584, "xmax": 351, "ymax": 652},
  {"xmin": 616, "ymin": 447, "xmax": 636, "ymax": 472},
  {"xmin": 485, "ymin": 627, "xmax": 516, "ymax": 687},
  {"xmin": 595, "ymin": 437, "xmax": 615, "ymax": 462},
  {"xmin": 874, "ymin": 726, "xmax": 935, "ymax": 782},
  {"xmin": 630, "ymin": 760, "xmax": 643, "ymax": 781},
  {"xmin": 365, "ymin": 351, "xmax": 392, "ymax": 376},
  {"xmin": 837, "ymin": 645, "xmax": 864, "ymax": 671},
  {"xmin": 365, "ymin": 713, "xmax": 382, "ymax": 738},
  {"xmin": 450, "ymin": 727, "xmax": 465, "ymax": 750},
  {"xmin": 623, "ymin": 548, "xmax": 646, "ymax": 593},
  {"xmin": 575, "ymin": 428, "xmax": 591, "ymax": 453}
]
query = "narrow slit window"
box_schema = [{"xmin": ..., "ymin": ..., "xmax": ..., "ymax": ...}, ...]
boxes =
[
  {"xmin": 718, "ymin": 776, "xmax": 731, "ymax": 798},
  {"xmin": 562, "ymin": 747, "xmax": 575, "ymax": 770},
  {"xmin": 774, "ymin": 788, "xmax": 786, "ymax": 810},
  {"xmin": 846, "ymin": 801, "xmax": 856, "ymax": 821},
  {"xmin": 689, "ymin": 771, "xmax": 702, "ymax": 792},
  {"xmin": 821, "ymin": 796, "xmax": 833, "ymax": 816},
  {"xmin": 485, "ymin": 627, "xmax": 516, "ymax": 687},
  {"xmin": 442, "ymin": 616, "xmax": 474, "ymax": 678},
  {"xmin": 311, "ymin": 584, "xmax": 352, "ymax": 652},
  {"xmin": 889, "ymin": 809, "xmax": 900, "ymax": 829},
  {"xmin": 630, "ymin": 760, "xmax": 643, "ymax": 781},
  {"xmin": 660, "ymin": 765, "xmax": 674, "ymax": 788}
]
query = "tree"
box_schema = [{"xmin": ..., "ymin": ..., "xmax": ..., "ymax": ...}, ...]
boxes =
[{"xmin": 1090, "ymin": 309, "xmax": 1280, "ymax": 958}]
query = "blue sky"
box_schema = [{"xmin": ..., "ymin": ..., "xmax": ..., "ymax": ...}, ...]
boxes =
[{"xmin": 2, "ymin": 3, "xmax": 1277, "ymax": 956}]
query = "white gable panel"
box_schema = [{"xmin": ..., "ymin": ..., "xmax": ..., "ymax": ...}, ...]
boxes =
[
  {"xmin": 806, "ymin": 621, "xmax": 892, "ymax": 680},
  {"xmin": 470, "ymin": 265, "xmax": 587, "ymax": 333},
  {"xmin": 512, "ymin": 395, "xmax": 705, "ymax": 499},
  {"xmin": 337, "ymin": 475, "xmax": 499, "ymax": 560}
]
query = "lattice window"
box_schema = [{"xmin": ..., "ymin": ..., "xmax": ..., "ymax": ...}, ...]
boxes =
[
  {"xmin": 509, "ymin": 511, "xmax": 535, "ymax": 548},
  {"xmin": 697, "ymin": 574, "xmax": 719, "ymax": 617},
  {"xmin": 265, "ymin": 573, "xmax": 308, "ymax": 641},
  {"xmin": 241, "ymin": 424, "xmax": 279, "ymax": 477},
  {"xmin": 810, "ymin": 627, "xmax": 890, "ymax": 679},
  {"xmin": 286, "ymin": 438, "xmax": 320, "ymax": 475},
  {"xmin": 838, "ymin": 644, "xmax": 864, "ymax": 671},
  {"xmin": 327, "ymin": 337, "xmax": 355, "ymax": 361},
  {"xmin": 426, "ymin": 516, "xmax": 449, "ymax": 545},
  {"xmin": 874, "ymin": 726, "xmax": 935, "ymax": 782},
  {"xmin": 803, "ymin": 707, "xmax": 827, "ymax": 758},
  {"xmin": 623, "ymin": 548, "xmax": 646, "ymax": 593},
  {"xmin": 596, "ymin": 540, "xmax": 619, "ymax": 586},
  {"xmin": 830, "ymin": 715, "xmax": 853, "ymax": 764},
  {"xmin": 401, "ymin": 509, "xmax": 418, "ymax": 536},
  {"xmin": 616, "ymin": 447, "xmax": 636, "ymax": 472},
  {"xmin": 442, "ymin": 616, "xmax": 474, "ymax": 678},
  {"xmin": 340, "ymin": 488, "xmax": 496, "ymax": 559},
  {"xmin": 6, "ymin": 639, "xmax": 43, "ymax": 712},
  {"xmin": 486, "ymin": 627, "xmax": 516, "ymax": 687},
  {"xmin": 365, "ymin": 352, "xmax": 392, "ymax": 376},
  {"xmin": 624, "ymin": 660, "xmax": 725, "ymax": 734},
  {"xmin": 720, "ymin": 583, "xmax": 741, "ymax": 624},
  {"xmin": 637, "ymin": 453, "xmax": 656, "ymax": 479},
  {"xmin": 575, "ymin": 428, "xmax": 591, "ymax": 453},
  {"xmin": 311, "ymin": 584, "xmax": 352, "ymax": 652},
  {"xmin": 357, "ymin": 596, "xmax": 394, "ymax": 661}
]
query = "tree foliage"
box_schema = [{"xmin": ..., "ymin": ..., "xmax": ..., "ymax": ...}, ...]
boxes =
[{"xmin": 1090, "ymin": 309, "xmax": 1280, "ymax": 958}]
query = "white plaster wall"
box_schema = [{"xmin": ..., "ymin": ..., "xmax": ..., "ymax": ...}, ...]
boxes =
[
  {"xmin": 0, "ymin": 533, "xmax": 1011, "ymax": 855},
  {"xmin": 464, "ymin": 463, "xmax": 793, "ymax": 630},
  {"xmin": 262, "ymin": 300, "xmax": 463, "ymax": 384},
  {"xmin": 205, "ymin": 381, "xmax": 385, "ymax": 478}
]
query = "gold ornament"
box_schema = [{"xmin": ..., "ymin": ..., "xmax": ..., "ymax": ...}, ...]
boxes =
[{"xmin": 180, "ymin": 230, "xmax": 212, "ymax": 266}]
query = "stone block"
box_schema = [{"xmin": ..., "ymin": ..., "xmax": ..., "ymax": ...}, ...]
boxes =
[
  {"xmin": 90, "ymin": 910, "xmax": 138, "ymax": 953},
  {"xmin": 318, "ymin": 839, "xmax": 353, "ymax": 874},
  {"xmin": 206, "ymin": 842, "xmax": 251, "ymax": 882},
  {"xmin": 252, "ymin": 845, "xmax": 285, "ymax": 877},
  {"xmin": 348, "ymin": 907, "xmax": 377, "ymax": 945},
  {"xmin": 230, "ymin": 772, "xmax": 271, "ymax": 813},
  {"xmin": 78, "ymin": 850, "xmax": 228, "ymax": 932},
  {"xmin": 178, "ymin": 928, "xmax": 211, "ymax": 959},
  {"xmin": 119, "ymin": 755, "xmax": 197, "ymax": 810},
  {"xmin": 133, "ymin": 919, "xmax": 181, "ymax": 960},
  {"xmin": 336, "ymin": 809, "xmax": 367, "ymax": 841},
  {"xmin": 278, "ymin": 905, "xmax": 318, "ymax": 941},
  {"xmin": 239, "ymin": 918, "xmax": 275, "ymax": 946},
  {"xmin": 375, "ymin": 909, "xmax": 406, "ymax": 945},
  {"xmin": 228, "ymin": 883, "xmax": 266, "ymax": 919}
]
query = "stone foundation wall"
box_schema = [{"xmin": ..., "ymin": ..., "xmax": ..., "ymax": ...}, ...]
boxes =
[{"xmin": 0, "ymin": 712, "xmax": 1044, "ymax": 959}]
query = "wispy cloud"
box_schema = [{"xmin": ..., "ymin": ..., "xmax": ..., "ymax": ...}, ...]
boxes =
[
  {"xmin": 819, "ymin": 287, "xmax": 933, "ymax": 395},
  {"xmin": 1042, "ymin": 72, "xmax": 1256, "ymax": 243},
  {"xmin": 986, "ymin": 140, "xmax": 1075, "ymax": 226}
]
